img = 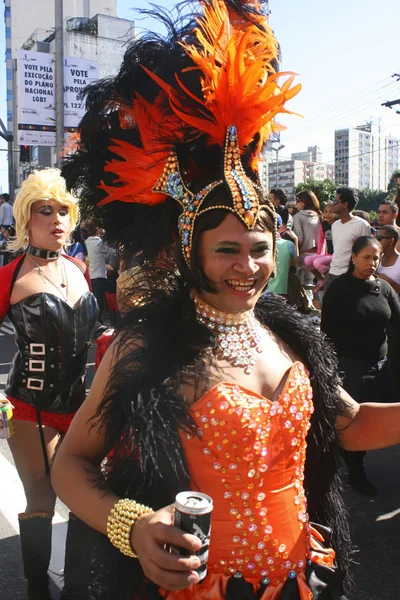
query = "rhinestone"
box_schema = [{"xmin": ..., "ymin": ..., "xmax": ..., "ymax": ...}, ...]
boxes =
[
  {"xmin": 232, "ymin": 536, "xmax": 240, "ymax": 543},
  {"xmin": 241, "ymin": 492, "xmax": 249, "ymax": 500},
  {"xmin": 236, "ymin": 521, "xmax": 244, "ymax": 529},
  {"xmin": 229, "ymin": 463, "xmax": 238, "ymax": 470},
  {"xmin": 249, "ymin": 524, "xmax": 257, "ymax": 532},
  {"xmin": 248, "ymin": 469, "xmax": 255, "ymax": 478},
  {"xmin": 298, "ymin": 560, "xmax": 305, "ymax": 568},
  {"xmin": 285, "ymin": 560, "xmax": 292, "ymax": 569},
  {"xmin": 265, "ymin": 525, "xmax": 273, "ymax": 534},
  {"xmin": 257, "ymin": 542, "xmax": 265, "ymax": 549},
  {"xmin": 203, "ymin": 448, "xmax": 211, "ymax": 455},
  {"xmin": 230, "ymin": 508, "xmax": 239, "ymax": 516},
  {"xmin": 213, "ymin": 462, "xmax": 222, "ymax": 470},
  {"xmin": 289, "ymin": 570, "xmax": 296, "ymax": 579},
  {"xmin": 233, "ymin": 572, "xmax": 242, "ymax": 578},
  {"xmin": 296, "ymin": 412, "xmax": 303, "ymax": 420},
  {"xmin": 255, "ymin": 553, "xmax": 263, "ymax": 561},
  {"xmin": 267, "ymin": 557, "xmax": 274, "ymax": 565},
  {"xmin": 279, "ymin": 544, "xmax": 286, "ymax": 553},
  {"xmin": 257, "ymin": 493, "xmax": 265, "ymax": 501},
  {"xmin": 247, "ymin": 563, "xmax": 256, "ymax": 570},
  {"xmin": 200, "ymin": 415, "xmax": 208, "ymax": 423},
  {"xmin": 224, "ymin": 491, "xmax": 232, "ymax": 498}
]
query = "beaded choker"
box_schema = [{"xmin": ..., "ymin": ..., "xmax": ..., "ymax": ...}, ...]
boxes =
[
  {"xmin": 27, "ymin": 244, "xmax": 62, "ymax": 261},
  {"xmin": 193, "ymin": 294, "xmax": 263, "ymax": 374}
]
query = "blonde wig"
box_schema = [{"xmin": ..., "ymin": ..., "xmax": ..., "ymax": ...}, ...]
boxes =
[{"xmin": 9, "ymin": 168, "xmax": 79, "ymax": 251}]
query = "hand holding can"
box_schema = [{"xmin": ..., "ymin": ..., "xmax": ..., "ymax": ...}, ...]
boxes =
[
  {"xmin": 0, "ymin": 394, "xmax": 15, "ymax": 439},
  {"xmin": 173, "ymin": 492, "xmax": 213, "ymax": 582}
]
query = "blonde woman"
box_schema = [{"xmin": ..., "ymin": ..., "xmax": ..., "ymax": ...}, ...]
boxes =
[{"xmin": 0, "ymin": 169, "xmax": 99, "ymax": 600}]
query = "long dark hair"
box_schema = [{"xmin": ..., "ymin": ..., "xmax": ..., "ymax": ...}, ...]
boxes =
[
  {"xmin": 347, "ymin": 235, "xmax": 381, "ymax": 272},
  {"xmin": 296, "ymin": 190, "xmax": 322, "ymax": 217}
]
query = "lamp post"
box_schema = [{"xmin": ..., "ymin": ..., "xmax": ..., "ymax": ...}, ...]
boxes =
[{"xmin": 272, "ymin": 144, "xmax": 285, "ymax": 187}]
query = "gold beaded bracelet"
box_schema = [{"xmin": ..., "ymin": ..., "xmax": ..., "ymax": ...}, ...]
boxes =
[{"xmin": 106, "ymin": 498, "xmax": 154, "ymax": 558}]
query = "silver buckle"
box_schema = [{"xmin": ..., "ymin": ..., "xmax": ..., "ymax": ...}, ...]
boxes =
[
  {"xmin": 28, "ymin": 359, "xmax": 45, "ymax": 372},
  {"xmin": 29, "ymin": 343, "xmax": 45, "ymax": 355},
  {"xmin": 27, "ymin": 378, "xmax": 44, "ymax": 391}
]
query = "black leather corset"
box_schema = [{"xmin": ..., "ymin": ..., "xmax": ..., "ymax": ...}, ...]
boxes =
[{"xmin": 5, "ymin": 291, "xmax": 99, "ymax": 413}]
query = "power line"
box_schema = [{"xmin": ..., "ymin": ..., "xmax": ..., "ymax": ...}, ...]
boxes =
[
  {"xmin": 284, "ymin": 81, "xmax": 400, "ymax": 141},
  {"xmin": 381, "ymin": 73, "xmax": 400, "ymax": 115},
  {"xmin": 287, "ymin": 75, "xmax": 398, "ymax": 132},
  {"xmin": 269, "ymin": 140, "xmax": 400, "ymax": 177}
]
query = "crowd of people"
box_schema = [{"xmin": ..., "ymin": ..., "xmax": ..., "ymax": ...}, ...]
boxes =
[{"xmin": 1, "ymin": 1, "xmax": 400, "ymax": 600}]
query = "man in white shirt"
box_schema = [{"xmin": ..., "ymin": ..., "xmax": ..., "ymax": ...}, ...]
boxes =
[
  {"xmin": 377, "ymin": 225, "xmax": 400, "ymax": 295},
  {"xmin": 324, "ymin": 187, "xmax": 371, "ymax": 292},
  {"xmin": 0, "ymin": 193, "xmax": 13, "ymax": 226},
  {"xmin": 85, "ymin": 223, "xmax": 108, "ymax": 321},
  {"xmin": 377, "ymin": 224, "xmax": 400, "ymax": 395}
]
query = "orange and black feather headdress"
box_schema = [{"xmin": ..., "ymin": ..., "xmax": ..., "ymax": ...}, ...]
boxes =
[{"xmin": 63, "ymin": 0, "xmax": 301, "ymax": 265}]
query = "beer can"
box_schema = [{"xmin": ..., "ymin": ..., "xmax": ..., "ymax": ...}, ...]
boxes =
[
  {"xmin": 0, "ymin": 397, "xmax": 15, "ymax": 440},
  {"xmin": 173, "ymin": 491, "xmax": 213, "ymax": 582}
]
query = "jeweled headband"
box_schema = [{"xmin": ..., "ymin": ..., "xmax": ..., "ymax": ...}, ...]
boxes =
[{"xmin": 153, "ymin": 125, "xmax": 266, "ymax": 265}]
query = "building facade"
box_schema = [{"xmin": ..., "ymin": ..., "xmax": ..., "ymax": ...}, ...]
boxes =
[
  {"xmin": 291, "ymin": 145, "xmax": 322, "ymax": 163},
  {"xmin": 268, "ymin": 159, "xmax": 334, "ymax": 199},
  {"xmin": 335, "ymin": 122, "xmax": 400, "ymax": 190},
  {"xmin": 4, "ymin": 0, "xmax": 135, "ymax": 188}
]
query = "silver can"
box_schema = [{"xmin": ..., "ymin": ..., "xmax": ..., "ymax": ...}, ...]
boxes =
[{"xmin": 173, "ymin": 491, "xmax": 213, "ymax": 582}]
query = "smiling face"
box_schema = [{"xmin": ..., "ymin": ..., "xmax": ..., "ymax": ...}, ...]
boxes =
[
  {"xmin": 351, "ymin": 241, "xmax": 381, "ymax": 280},
  {"xmin": 27, "ymin": 199, "xmax": 72, "ymax": 251},
  {"xmin": 197, "ymin": 213, "xmax": 274, "ymax": 313}
]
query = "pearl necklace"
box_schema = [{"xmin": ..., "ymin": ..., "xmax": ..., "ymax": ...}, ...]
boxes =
[{"xmin": 193, "ymin": 294, "xmax": 263, "ymax": 374}]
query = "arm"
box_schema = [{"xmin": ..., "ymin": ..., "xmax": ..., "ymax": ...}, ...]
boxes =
[
  {"xmin": 378, "ymin": 273, "xmax": 400, "ymax": 296},
  {"xmin": 288, "ymin": 239, "xmax": 299, "ymax": 268},
  {"xmin": 292, "ymin": 214, "xmax": 304, "ymax": 248},
  {"xmin": 52, "ymin": 338, "xmax": 201, "ymax": 591},
  {"xmin": 320, "ymin": 282, "xmax": 339, "ymax": 343},
  {"xmin": 336, "ymin": 386, "xmax": 400, "ymax": 451}
]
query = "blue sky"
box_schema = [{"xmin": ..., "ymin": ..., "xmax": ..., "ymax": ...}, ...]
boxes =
[{"xmin": 1, "ymin": 0, "xmax": 399, "ymax": 194}]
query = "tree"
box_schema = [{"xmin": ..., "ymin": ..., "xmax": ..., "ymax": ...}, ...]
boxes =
[
  {"xmin": 294, "ymin": 179, "xmax": 336, "ymax": 207},
  {"xmin": 356, "ymin": 189, "xmax": 390, "ymax": 212}
]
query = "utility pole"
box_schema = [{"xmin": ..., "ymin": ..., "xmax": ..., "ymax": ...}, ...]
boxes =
[
  {"xmin": 55, "ymin": 0, "xmax": 64, "ymax": 167},
  {"xmin": 0, "ymin": 117, "xmax": 14, "ymax": 200},
  {"xmin": 381, "ymin": 73, "xmax": 400, "ymax": 115}
]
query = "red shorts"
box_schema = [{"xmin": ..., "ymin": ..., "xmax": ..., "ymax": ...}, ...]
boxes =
[{"xmin": 7, "ymin": 396, "xmax": 75, "ymax": 436}]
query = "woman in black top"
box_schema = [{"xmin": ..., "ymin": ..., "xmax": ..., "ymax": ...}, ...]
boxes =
[{"xmin": 321, "ymin": 236, "xmax": 400, "ymax": 496}]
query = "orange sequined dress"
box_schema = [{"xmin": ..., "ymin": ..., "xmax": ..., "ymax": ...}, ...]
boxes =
[{"xmin": 160, "ymin": 362, "xmax": 335, "ymax": 600}]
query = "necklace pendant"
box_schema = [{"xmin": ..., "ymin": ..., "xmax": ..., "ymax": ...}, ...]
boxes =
[{"xmin": 61, "ymin": 283, "xmax": 66, "ymax": 288}]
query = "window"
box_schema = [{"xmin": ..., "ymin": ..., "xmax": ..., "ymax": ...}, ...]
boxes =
[
  {"xmin": 6, "ymin": 48, "xmax": 11, "ymax": 59},
  {"xmin": 6, "ymin": 89, "xmax": 12, "ymax": 101},
  {"xmin": 5, "ymin": 7, "xmax": 11, "ymax": 17},
  {"xmin": 6, "ymin": 27, "xmax": 11, "ymax": 38},
  {"xmin": 6, "ymin": 68, "xmax": 12, "ymax": 81}
]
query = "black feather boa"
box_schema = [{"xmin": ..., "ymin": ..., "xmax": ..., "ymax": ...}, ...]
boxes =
[{"xmin": 83, "ymin": 286, "xmax": 352, "ymax": 599}]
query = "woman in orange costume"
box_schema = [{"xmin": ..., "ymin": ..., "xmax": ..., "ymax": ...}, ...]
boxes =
[{"xmin": 53, "ymin": 2, "xmax": 400, "ymax": 598}]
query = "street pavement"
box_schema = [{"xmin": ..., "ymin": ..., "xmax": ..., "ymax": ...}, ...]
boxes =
[{"xmin": 1, "ymin": 320, "xmax": 400, "ymax": 599}]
